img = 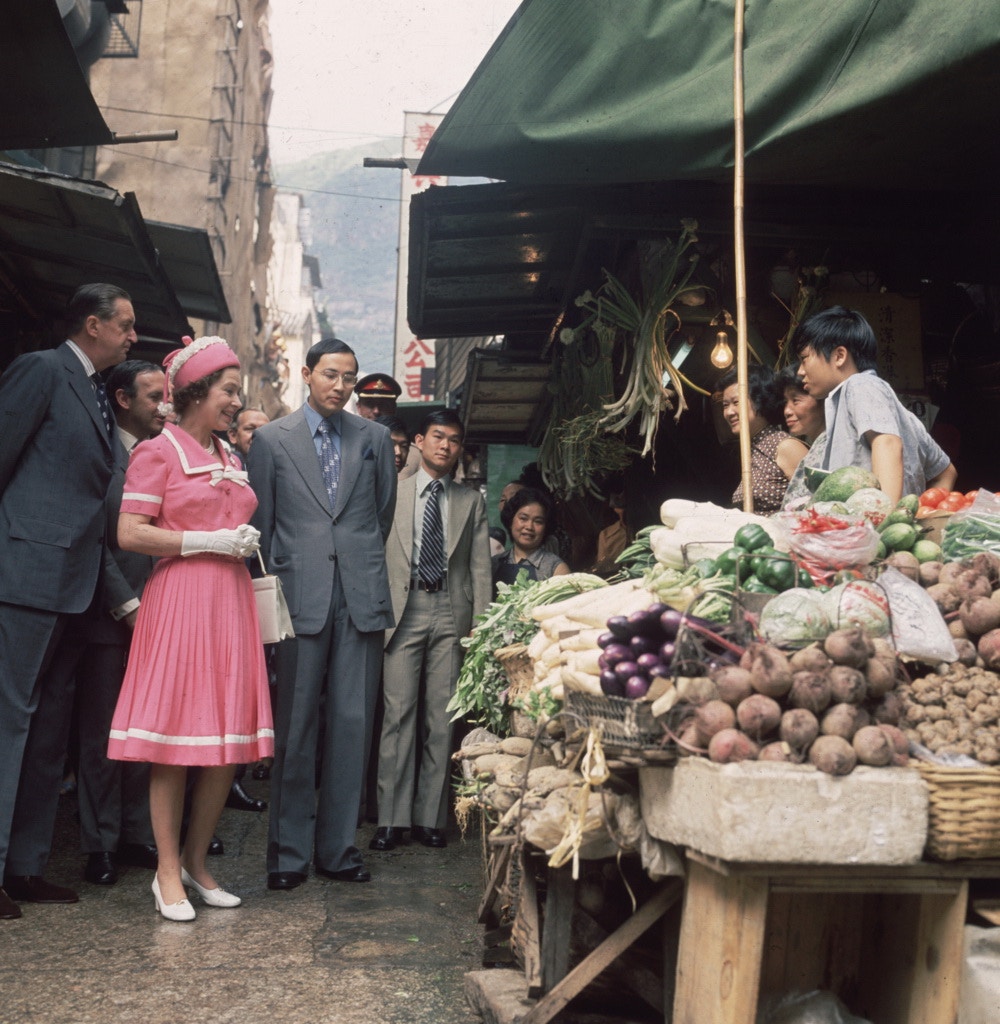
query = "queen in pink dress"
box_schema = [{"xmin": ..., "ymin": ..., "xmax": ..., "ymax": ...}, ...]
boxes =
[{"xmin": 109, "ymin": 336, "xmax": 273, "ymax": 921}]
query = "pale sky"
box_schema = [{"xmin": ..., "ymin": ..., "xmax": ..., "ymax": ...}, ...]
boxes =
[{"xmin": 267, "ymin": 0, "xmax": 522, "ymax": 164}]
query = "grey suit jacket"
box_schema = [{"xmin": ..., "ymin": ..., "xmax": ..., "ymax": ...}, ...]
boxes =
[
  {"xmin": 0, "ymin": 343, "xmax": 117, "ymax": 614},
  {"xmin": 384, "ymin": 473, "xmax": 492, "ymax": 646},
  {"xmin": 248, "ymin": 407, "xmax": 397, "ymax": 635}
]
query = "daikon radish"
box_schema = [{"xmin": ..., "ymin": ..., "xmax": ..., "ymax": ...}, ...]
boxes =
[
  {"xmin": 530, "ymin": 579, "xmax": 639, "ymax": 622},
  {"xmin": 526, "ymin": 630, "xmax": 551, "ymax": 660},
  {"xmin": 560, "ymin": 629, "xmax": 604, "ymax": 651}
]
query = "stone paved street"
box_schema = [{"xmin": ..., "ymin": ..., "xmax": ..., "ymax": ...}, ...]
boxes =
[{"xmin": 1, "ymin": 777, "xmax": 486, "ymax": 1024}]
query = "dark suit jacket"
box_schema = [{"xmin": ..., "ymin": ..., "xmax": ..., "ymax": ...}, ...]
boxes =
[
  {"xmin": 248, "ymin": 407, "xmax": 397, "ymax": 635},
  {"xmin": 384, "ymin": 474, "xmax": 492, "ymax": 645},
  {"xmin": 0, "ymin": 343, "xmax": 117, "ymax": 614}
]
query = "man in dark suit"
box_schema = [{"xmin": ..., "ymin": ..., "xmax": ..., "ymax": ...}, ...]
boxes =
[
  {"xmin": 68, "ymin": 359, "xmax": 165, "ymax": 885},
  {"xmin": 0, "ymin": 283, "xmax": 136, "ymax": 920},
  {"xmin": 249, "ymin": 338, "xmax": 397, "ymax": 890},
  {"xmin": 370, "ymin": 411, "xmax": 492, "ymax": 851}
]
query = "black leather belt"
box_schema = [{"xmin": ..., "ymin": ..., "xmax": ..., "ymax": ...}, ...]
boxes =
[{"xmin": 411, "ymin": 577, "xmax": 446, "ymax": 593}]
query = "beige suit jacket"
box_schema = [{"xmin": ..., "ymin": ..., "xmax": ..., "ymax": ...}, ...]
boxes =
[{"xmin": 384, "ymin": 472, "xmax": 492, "ymax": 646}]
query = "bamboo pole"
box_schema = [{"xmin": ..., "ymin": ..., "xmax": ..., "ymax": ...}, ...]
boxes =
[{"xmin": 733, "ymin": 0, "xmax": 752, "ymax": 512}]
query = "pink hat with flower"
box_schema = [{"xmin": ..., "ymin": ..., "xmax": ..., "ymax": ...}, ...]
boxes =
[{"xmin": 161, "ymin": 335, "xmax": 240, "ymax": 410}]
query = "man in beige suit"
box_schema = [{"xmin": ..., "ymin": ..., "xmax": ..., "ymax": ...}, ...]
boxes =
[{"xmin": 370, "ymin": 410, "xmax": 491, "ymax": 851}]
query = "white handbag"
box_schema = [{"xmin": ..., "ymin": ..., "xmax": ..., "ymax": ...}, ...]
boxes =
[{"xmin": 253, "ymin": 552, "xmax": 295, "ymax": 644}]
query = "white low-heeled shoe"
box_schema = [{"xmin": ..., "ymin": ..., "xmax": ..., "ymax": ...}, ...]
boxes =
[
  {"xmin": 152, "ymin": 875, "xmax": 196, "ymax": 921},
  {"xmin": 180, "ymin": 867, "xmax": 242, "ymax": 908}
]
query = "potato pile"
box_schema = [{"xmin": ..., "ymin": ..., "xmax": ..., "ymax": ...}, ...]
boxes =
[
  {"xmin": 676, "ymin": 626, "xmax": 908, "ymax": 775},
  {"xmin": 914, "ymin": 554, "xmax": 1000, "ymax": 668},
  {"xmin": 898, "ymin": 662, "xmax": 1000, "ymax": 764}
]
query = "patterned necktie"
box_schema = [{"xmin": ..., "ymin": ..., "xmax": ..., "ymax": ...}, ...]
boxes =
[
  {"xmin": 91, "ymin": 372, "xmax": 114, "ymax": 442},
  {"xmin": 316, "ymin": 418, "xmax": 340, "ymax": 510},
  {"xmin": 419, "ymin": 479, "xmax": 445, "ymax": 584}
]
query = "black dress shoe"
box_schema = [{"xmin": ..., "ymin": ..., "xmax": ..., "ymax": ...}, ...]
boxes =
[
  {"xmin": 3, "ymin": 876, "xmax": 79, "ymax": 904},
  {"xmin": 225, "ymin": 779, "xmax": 268, "ymax": 813},
  {"xmin": 251, "ymin": 761, "xmax": 271, "ymax": 781},
  {"xmin": 410, "ymin": 826, "xmax": 447, "ymax": 848},
  {"xmin": 368, "ymin": 826, "xmax": 406, "ymax": 851},
  {"xmin": 0, "ymin": 888, "xmax": 22, "ymax": 919},
  {"xmin": 316, "ymin": 864, "xmax": 371, "ymax": 883},
  {"xmin": 84, "ymin": 852, "xmax": 118, "ymax": 886},
  {"xmin": 267, "ymin": 871, "xmax": 307, "ymax": 891},
  {"xmin": 207, "ymin": 836, "xmax": 224, "ymax": 856},
  {"xmin": 117, "ymin": 842, "xmax": 158, "ymax": 870}
]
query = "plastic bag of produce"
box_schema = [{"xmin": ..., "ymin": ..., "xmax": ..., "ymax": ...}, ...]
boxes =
[
  {"xmin": 941, "ymin": 490, "xmax": 1000, "ymax": 562},
  {"xmin": 758, "ymin": 588, "xmax": 831, "ymax": 646},
  {"xmin": 775, "ymin": 510, "xmax": 880, "ymax": 583},
  {"xmin": 825, "ymin": 580, "xmax": 890, "ymax": 637},
  {"xmin": 876, "ymin": 566, "xmax": 958, "ymax": 664}
]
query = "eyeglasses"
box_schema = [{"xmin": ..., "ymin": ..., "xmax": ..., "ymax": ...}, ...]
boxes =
[{"xmin": 314, "ymin": 370, "xmax": 358, "ymax": 386}]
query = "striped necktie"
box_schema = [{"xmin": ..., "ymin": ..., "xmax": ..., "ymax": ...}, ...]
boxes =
[
  {"xmin": 316, "ymin": 418, "xmax": 340, "ymax": 510},
  {"xmin": 418, "ymin": 479, "xmax": 445, "ymax": 584},
  {"xmin": 91, "ymin": 372, "xmax": 114, "ymax": 442}
]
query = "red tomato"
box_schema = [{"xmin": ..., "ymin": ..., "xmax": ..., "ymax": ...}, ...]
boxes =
[
  {"xmin": 939, "ymin": 493, "xmax": 965, "ymax": 512},
  {"xmin": 919, "ymin": 487, "xmax": 948, "ymax": 509},
  {"xmin": 964, "ymin": 490, "xmax": 980, "ymax": 503}
]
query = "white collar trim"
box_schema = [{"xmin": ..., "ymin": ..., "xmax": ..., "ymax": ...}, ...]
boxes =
[{"xmin": 162, "ymin": 425, "xmax": 248, "ymax": 487}]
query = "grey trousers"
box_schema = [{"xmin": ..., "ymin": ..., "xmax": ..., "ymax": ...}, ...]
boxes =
[{"xmin": 376, "ymin": 587, "xmax": 461, "ymax": 831}]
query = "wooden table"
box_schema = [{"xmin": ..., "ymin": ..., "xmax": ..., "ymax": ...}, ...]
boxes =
[{"xmin": 672, "ymin": 852, "xmax": 1000, "ymax": 1024}]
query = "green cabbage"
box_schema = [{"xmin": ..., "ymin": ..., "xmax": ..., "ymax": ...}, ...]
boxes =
[
  {"xmin": 825, "ymin": 580, "xmax": 891, "ymax": 636},
  {"xmin": 758, "ymin": 589, "xmax": 831, "ymax": 646}
]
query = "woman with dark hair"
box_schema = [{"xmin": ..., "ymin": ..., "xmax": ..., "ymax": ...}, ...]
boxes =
[
  {"xmin": 493, "ymin": 486, "xmax": 569, "ymax": 585},
  {"xmin": 108, "ymin": 336, "xmax": 274, "ymax": 921},
  {"xmin": 717, "ymin": 363, "xmax": 808, "ymax": 514},
  {"xmin": 777, "ymin": 364, "xmax": 827, "ymax": 508}
]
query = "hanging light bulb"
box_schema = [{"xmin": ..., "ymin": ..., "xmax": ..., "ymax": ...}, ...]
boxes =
[{"xmin": 710, "ymin": 330, "xmax": 734, "ymax": 368}]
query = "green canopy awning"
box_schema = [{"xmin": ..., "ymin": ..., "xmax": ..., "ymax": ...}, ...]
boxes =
[{"xmin": 418, "ymin": 0, "xmax": 1000, "ymax": 192}]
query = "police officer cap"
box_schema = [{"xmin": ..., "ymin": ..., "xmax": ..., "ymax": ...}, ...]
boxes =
[{"xmin": 355, "ymin": 372, "xmax": 402, "ymax": 401}]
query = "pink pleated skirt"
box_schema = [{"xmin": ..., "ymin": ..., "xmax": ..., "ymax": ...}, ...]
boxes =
[{"xmin": 108, "ymin": 554, "xmax": 275, "ymax": 766}]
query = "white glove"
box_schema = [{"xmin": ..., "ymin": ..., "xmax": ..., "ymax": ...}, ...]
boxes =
[{"xmin": 181, "ymin": 524, "xmax": 260, "ymax": 558}]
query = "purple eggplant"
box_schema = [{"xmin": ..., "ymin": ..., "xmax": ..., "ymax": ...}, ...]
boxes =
[
  {"xmin": 624, "ymin": 675, "xmax": 650, "ymax": 700},
  {"xmin": 627, "ymin": 608, "xmax": 662, "ymax": 636},
  {"xmin": 606, "ymin": 615, "xmax": 631, "ymax": 639},
  {"xmin": 636, "ymin": 652, "xmax": 661, "ymax": 672},
  {"xmin": 659, "ymin": 608, "xmax": 684, "ymax": 639},
  {"xmin": 600, "ymin": 669, "xmax": 625, "ymax": 696},
  {"xmin": 613, "ymin": 660, "xmax": 640, "ymax": 683},
  {"xmin": 596, "ymin": 631, "xmax": 617, "ymax": 649},
  {"xmin": 659, "ymin": 641, "xmax": 676, "ymax": 665},
  {"xmin": 629, "ymin": 634, "xmax": 657, "ymax": 657},
  {"xmin": 602, "ymin": 643, "xmax": 631, "ymax": 668},
  {"xmin": 646, "ymin": 662, "xmax": 671, "ymax": 680}
]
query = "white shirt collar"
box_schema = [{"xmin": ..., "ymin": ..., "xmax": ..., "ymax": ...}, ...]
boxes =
[{"xmin": 65, "ymin": 339, "xmax": 96, "ymax": 377}]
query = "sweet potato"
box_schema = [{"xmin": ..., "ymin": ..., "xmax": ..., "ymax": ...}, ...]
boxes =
[
  {"xmin": 707, "ymin": 728, "xmax": 759, "ymax": 763},
  {"xmin": 852, "ymin": 725, "xmax": 893, "ymax": 766},
  {"xmin": 747, "ymin": 644, "xmax": 794, "ymax": 698},
  {"xmin": 820, "ymin": 703, "xmax": 864, "ymax": 740},
  {"xmin": 736, "ymin": 694, "xmax": 782, "ymax": 740},
  {"xmin": 694, "ymin": 700, "xmax": 737, "ymax": 745},
  {"xmin": 789, "ymin": 643, "xmax": 832, "ymax": 674},
  {"xmin": 710, "ymin": 665, "xmax": 754, "ymax": 708},
  {"xmin": 788, "ymin": 670, "xmax": 832, "ymax": 714},
  {"xmin": 779, "ymin": 708, "xmax": 819, "ymax": 750},
  {"xmin": 823, "ymin": 627, "xmax": 872, "ymax": 669},
  {"xmin": 828, "ymin": 665, "xmax": 867, "ymax": 705},
  {"xmin": 808, "ymin": 734, "xmax": 857, "ymax": 775}
]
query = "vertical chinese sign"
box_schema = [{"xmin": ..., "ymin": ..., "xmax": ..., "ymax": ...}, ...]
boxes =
[{"xmin": 394, "ymin": 112, "xmax": 446, "ymax": 402}]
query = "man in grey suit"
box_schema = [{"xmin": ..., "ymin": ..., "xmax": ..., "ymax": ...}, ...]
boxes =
[
  {"xmin": 249, "ymin": 338, "xmax": 397, "ymax": 890},
  {"xmin": 370, "ymin": 410, "xmax": 492, "ymax": 852},
  {"xmin": 70, "ymin": 359, "xmax": 165, "ymax": 886},
  {"xmin": 0, "ymin": 283, "xmax": 137, "ymax": 920}
]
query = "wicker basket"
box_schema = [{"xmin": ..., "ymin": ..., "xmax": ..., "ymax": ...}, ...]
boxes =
[
  {"xmin": 563, "ymin": 690, "xmax": 673, "ymax": 759},
  {"xmin": 494, "ymin": 643, "xmax": 537, "ymax": 739},
  {"xmin": 916, "ymin": 761, "xmax": 1000, "ymax": 860}
]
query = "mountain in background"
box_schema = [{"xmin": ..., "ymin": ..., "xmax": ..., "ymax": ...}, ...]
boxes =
[{"xmin": 274, "ymin": 139, "xmax": 401, "ymax": 374}]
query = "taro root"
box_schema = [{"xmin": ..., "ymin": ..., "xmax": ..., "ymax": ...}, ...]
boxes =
[
  {"xmin": 789, "ymin": 643, "xmax": 832, "ymax": 674},
  {"xmin": 823, "ymin": 627, "xmax": 872, "ymax": 669},
  {"xmin": 788, "ymin": 670, "xmax": 832, "ymax": 714},
  {"xmin": 710, "ymin": 665, "xmax": 754, "ymax": 707},
  {"xmin": 736, "ymin": 694, "xmax": 782, "ymax": 740},
  {"xmin": 918, "ymin": 561, "xmax": 943, "ymax": 588},
  {"xmin": 694, "ymin": 700, "xmax": 737, "ymax": 745},
  {"xmin": 878, "ymin": 724, "xmax": 910, "ymax": 767},
  {"xmin": 809, "ymin": 734, "xmax": 858, "ymax": 775},
  {"xmin": 870, "ymin": 691, "xmax": 904, "ymax": 726},
  {"xmin": 747, "ymin": 643, "xmax": 794, "ymax": 698},
  {"xmin": 708, "ymin": 728, "xmax": 759, "ymax": 763},
  {"xmin": 865, "ymin": 654, "xmax": 898, "ymax": 698},
  {"xmin": 953, "ymin": 638, "xmax": 979, "ymax": 667},
  {"xmin": 960, "ymin": 597, "xmax": 1000, "ymax": 638},
  {"xmin": 779, "ymin": 708, "xmax": 819, "ymax": 750},
  {"xmin": 926, "ymin": 584, "xmax": 962, "ymax": 615},
  {"xmin": 828, "ymin": 665, "xmax": 868, "ymax": 705},
  {"xmin": 978, "ymin": 629, "xmax": 1000, "ymax": 671},
  {"xmin": 885, "ymin": 551, "xmax": 920, "ymax": 582},
  {"xmin": 759, "ymin": 741, "xmax": 795, "ymax": 763},
  {"xmin": 820, "ymin": 703, "xmax": 865, "ymax": 740},
  {"xmin": 952, "ymin": 569, "xmax": 993, "ymax": 602},
  {"xmin": 950, "ymin": 619, "xmax": 970, "ymax": 640},
  {"xmin": 853, "ymin": 725, "xmax": 893, "ymax": 766},
  {"xmin": 937, "ymin": 563, "xmax": 966, "ymax": 588},
  {"xmin": 970, "ymin": 552, "xmax": 1000, "ymax": 584}
]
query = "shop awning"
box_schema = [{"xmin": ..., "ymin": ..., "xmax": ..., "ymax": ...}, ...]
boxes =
[
  {"xmin": 0, "ymin": 2, "xmax": 115, "ymax": 151},
  {"xmin": 418, "ymin": 0, "xmax": 1000, "ymax": 192},
  {"xmin": 146, "ymin": 222, "xmax": 232, "ymax": 325},
  {"xmin": 460, "ymin": 348, "xmax": 552, "ymax": 445},
  {"xmin": 0, "ymin": 162, "xmax": 190, "ymax": 342}
]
